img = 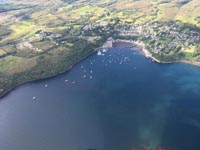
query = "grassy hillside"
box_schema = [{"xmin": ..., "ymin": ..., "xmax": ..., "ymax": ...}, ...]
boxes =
[{"xmin": 0, "ymin": 0, "xmax": 200, "ymax": 96}]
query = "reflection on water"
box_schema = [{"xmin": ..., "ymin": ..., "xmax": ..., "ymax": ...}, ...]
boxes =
[{"xmin": 1, "ymin": 45, "xmax": 200, "ymax": 150}]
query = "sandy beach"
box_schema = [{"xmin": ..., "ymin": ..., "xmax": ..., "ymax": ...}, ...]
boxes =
[
  {"xmin": 107, "ymin": 38, "xmax": 200, "ymax": 67},
  {"xmin": 110, "ymin": 38, "xmax": 161, "ymax": 63}
]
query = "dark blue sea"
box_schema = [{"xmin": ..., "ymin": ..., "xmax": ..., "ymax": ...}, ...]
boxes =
[{"xmin": 1, "ymin": 45, "xmax": 200, "ymax": 150}]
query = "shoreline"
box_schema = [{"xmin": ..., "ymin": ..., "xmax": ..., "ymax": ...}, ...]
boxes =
[
  {"xmin": 1, "ymin": 38, "xmax": 200, "ymax": 98},
  {"xmin": 112, "ymin": 38, "xmax": 200, "ymax": 67},
  {"xmin": 0, "ymin": 47, "xmax": 102, "ymax": 99},
  {"xmin": 112, "ymin": 39, "xmax": 161, "ymax": 63}
]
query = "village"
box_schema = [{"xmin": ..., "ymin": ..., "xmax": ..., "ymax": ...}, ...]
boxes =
[{"xmin": 75, "ymin": 19, "xmax": 200, "ymax": 61}]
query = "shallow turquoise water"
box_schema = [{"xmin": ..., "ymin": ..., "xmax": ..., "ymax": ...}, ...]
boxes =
[{"xmin": 1, "ymin": 45, "xmax": 200, "ymax": 150}]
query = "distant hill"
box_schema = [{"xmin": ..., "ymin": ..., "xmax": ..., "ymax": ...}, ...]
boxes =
[{"xmin": 4, "ymin": 0, "xmax": 200, "ymax": 25}]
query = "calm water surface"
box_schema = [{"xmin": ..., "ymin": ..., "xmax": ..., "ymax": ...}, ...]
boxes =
[{"xmin": 1, "ymin": 46, "xmax": 200, "ymax": 150}]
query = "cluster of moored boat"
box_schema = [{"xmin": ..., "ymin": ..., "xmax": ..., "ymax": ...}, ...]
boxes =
[{"xmin": 32, "ymin": 48, "xmax": 139, "ymax": 100}]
